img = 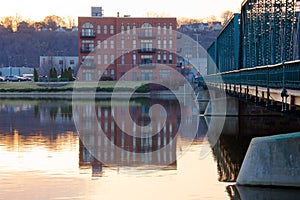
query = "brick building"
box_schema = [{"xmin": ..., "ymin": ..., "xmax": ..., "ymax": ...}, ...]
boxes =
[{"xmin": 78, "ymin": 14, "xmax": 177, "ymax": 81}]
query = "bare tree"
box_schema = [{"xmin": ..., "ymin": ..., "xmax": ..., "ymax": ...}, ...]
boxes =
[
  {"xmin": 177, "ymin": 17, "xmax": 203, "ymax": 27},
  {"xmin": 0, "ymin": 16, "xmax": 15, "ymax": 32},
  {"xmin": 221, "ymin": 10, "xmax": 234, "ymax": 25},
  {"xmin": 43, "ymin": 15, "xmax": 66, "ymax": 30}
]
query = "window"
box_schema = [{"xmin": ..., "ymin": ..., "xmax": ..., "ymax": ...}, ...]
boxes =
[
  {"xmin": 141, "ymin": 55, "xmax": 153, "ymax": 65},
  {"xmin": 103, "ymin": 25, "xmax": 108, "ymax": 34},
  {"xmin": 169, "ymin": 53, "xmax": 173, "ymax": 64},
  {"xmin": 70, "ymin": 60, "xmax": 75, "ymax": 65},
  {"xmin": 98, "ymin": 70, "xmax": 102, "ymax": 80},
  {"xmin": 157, "ymin": 53, "xmax": 161, "ymax": 64},
  {"xmin": 110, "ymin": 54, "xmax": 115, "ymax": 64},
  {"xmin": 103, "ymin": 40, "xmax": 108, "ymax": 49},
  {"xmin": 169, "ymin": 39, "xmax": 173, "ymax": 49},
  {"xmin": 97, "ymin": 40, "xmax": 101, "ymax": 49},
  {"xmin": 132, "ymin": 24, "xmax": 136, "ymax": 34},
  {"xmin": 104, "ymin": 55, "xmax": 108, "ymax": 64},
  {"xmin": 97, "ymin": 25, "xmax": 101, "ymax": 34},
  {"xmin": 132, "ymin": 53, "xmax": 136, "ymax": 65},
  {"xmin": 82, "ymin": 69, "xmax": 95, "ymax": 81},
  {"xmin": 97, "ymin": 55, "xmax": 101, "ymax": 64},
  {"xmin": 81, "ymin": 22, "xmax": 94, "ymax": 36},
  {"xmin": 157, "ymin": 40, "xmax": 161, "ymax": 49},
  {"xmin": 82, "ymin": 40, "xmax": 94, "ymax": 52},
  {"xmin": 110, "ymin": 40, "xmax": 114, "ymax": 49},
  {"xmin": 121, "ymin": 54, "xmax": 125, "ymax": 64},
  {"xmin": 104, "ymin": 69, "xmax": 108, "ymax": 75},
  {"xmin": 141, "ymin": 70, "xmax": 153, "ymax": 81},
  {"xmin": 127, "ymin": 24, "xmax": 130, "ymax": 34},
  {"xmin": 141, "ymin": 40, "xmax": 153, "ymax": 49},
  {"xmin": 82, "ymin": 56, "xmax": 95, "ymax": 67},
  {"xmin": 163, "ymin": 39, "xmax": 167, "ymax": 49},
  {"xmin": 110, "ymin": 25, "xmax": 114, "ymax": 34},
  {"xmin": 157, "ymin": 24, "xmax": 161, "ymax": 34},
  {"xmin": 59, "ymin": 60, "xmax": 63, "ymax": 65},
  {"xmin": 141, "ymin": 23, "xmax": 152, "ymax": 37},
  {"xmin": 169, "ymin": 24, "xmax": 173, "ymax": 34},
  {"xmin": 132, "ymin": 39, "xmax": 136, "ymax": 49},
  {"xmin": 163, "ymin": 52, "xmax": 167, "ymax": 64},
  {"xmin": 110, "ymin": 69, "xmax": 115, "ymax": 79},
  {"xmin": 163, "ymin": 24, "xmax": 167, "ymax": 34},
  {"xmin": 121, "ymin": 23, "xmax": 124, "ymax": 34}
]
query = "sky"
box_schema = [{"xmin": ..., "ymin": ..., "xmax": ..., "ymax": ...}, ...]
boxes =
[{"xmin": 0, "ymin": 0, "xmax": 242, "ymax": 23}]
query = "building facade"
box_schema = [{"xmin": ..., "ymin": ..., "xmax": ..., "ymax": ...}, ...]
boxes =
[
  {"xmin": 78, "ymin": 16, "xmax": 177, "ymax": 81},
  {"xmin": 39, "ymin": 56, "xmax": 79, "ymax": 76}
]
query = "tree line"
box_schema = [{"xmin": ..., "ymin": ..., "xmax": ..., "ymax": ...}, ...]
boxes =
[
  {"xmin": 0, "ymin": 15, "xmax": 76, "ymax": 32},
  {"xmin": 0, "ymin": 15, "xmax": 78, "ymax": 68}
]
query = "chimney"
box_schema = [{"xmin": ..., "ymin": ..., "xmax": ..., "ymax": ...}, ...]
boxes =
[{"xmin": 117, "ymin": 12, "xmax": 119, "ymax": 17}]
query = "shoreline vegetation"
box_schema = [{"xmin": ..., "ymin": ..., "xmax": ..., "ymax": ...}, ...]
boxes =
[
  {"xmin": 0, "ymin": 81, "xmax": 180, "ymax": 95},
  {"xmin": 0, "ymin": 81, "xmax": 149, "ymax": 93}
]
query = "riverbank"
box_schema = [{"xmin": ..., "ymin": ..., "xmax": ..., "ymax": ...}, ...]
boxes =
[{"xmin": 0, "ymin": 81, "xmax": 181, "ymax": 99}]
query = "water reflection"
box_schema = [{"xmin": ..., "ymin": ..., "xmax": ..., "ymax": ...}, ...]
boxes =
[
  {"xmin": 0, "ymin": 100, "xmax": 75, "ymax": 135},
  {"xmin": 227, "ymin": 185, "xmax": 300, "ymax": 200},
  {"xmin": 0, "ymin": 99, "xmax": 299, "ymax": 199},
  {"xmin": 75, "ymin": 98, "xmax": 200, "ymax": 176}
]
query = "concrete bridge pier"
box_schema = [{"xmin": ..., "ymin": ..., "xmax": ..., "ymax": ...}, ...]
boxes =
[{"xmin": 237, "ymin": 132, "xmax": 300, "ymax": 187}]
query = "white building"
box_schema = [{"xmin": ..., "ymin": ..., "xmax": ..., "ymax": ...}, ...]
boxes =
[{"xmin": 39, "ymin": 56, "xmax": 78, "ymax": 76}]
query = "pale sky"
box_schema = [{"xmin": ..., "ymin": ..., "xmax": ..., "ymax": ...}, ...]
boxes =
[{"xmin": 0, "ymin": 0, "xmax": 242, "ymax": 23}]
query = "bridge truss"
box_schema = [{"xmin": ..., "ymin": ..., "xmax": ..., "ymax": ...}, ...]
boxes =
[{"xmin": 241, "ymin": 0, "xmax": 297, "ymax": 68}]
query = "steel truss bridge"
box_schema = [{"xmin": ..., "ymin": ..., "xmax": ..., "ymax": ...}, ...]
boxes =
[{"xmin": 206, "ymin": 0, "xmax": 300, "ymax": 110}]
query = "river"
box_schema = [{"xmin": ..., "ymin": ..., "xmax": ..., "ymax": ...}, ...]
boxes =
[{"xmin": 0, "ymin": 98, "xmax": 299, "ymax": 200}]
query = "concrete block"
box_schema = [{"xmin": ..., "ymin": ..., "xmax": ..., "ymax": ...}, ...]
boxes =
[{"xmin": 237, "ymin": 132, "xmax": 300, "ymax": 187}]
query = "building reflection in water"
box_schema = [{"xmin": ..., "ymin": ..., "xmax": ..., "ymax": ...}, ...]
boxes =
[{"xmin": 77, "ymin": 98, "xmax": 199, "ymax": 177}]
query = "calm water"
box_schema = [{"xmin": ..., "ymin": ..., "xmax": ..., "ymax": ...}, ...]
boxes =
[{"xmin": 0, "ymin": 99, "xmax": 299, "ymax": 200}]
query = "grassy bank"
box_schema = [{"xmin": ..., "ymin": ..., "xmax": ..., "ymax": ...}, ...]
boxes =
[{"xmin": 0, "ymin": 81, "xmax": 151, "ymax": 93}]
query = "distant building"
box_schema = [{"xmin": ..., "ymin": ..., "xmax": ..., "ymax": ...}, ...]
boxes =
[
  {"xmin": 179, "ymin": 22, "xmax": 222, "ymax": 32},
  {"xmin": 55, "ymin": 26, "xmax": 67, "ymax": 32},
  {"xmin": 78, "ymin": 11, "xmax": 177, "ymax": 81},
  {"xmin": 210, "ymin": 22, "xmax": 222, "ymax": 31},
  {"xmin": 91, "ymin": 7, "xmax": 103, "ymax": 17},
  {"xmin": 0, "ymin": 67, "xmax": 34, "ymax": 77},
  {"xmin": 39, "ymin": 56, "xmax": 79, "ymax": 76}
]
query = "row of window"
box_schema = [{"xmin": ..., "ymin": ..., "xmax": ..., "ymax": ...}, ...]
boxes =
[
  {"xmin": 82, "ymin": 39, "xmax": 174, "ymax": 51},
  {"xmin": 81, "ymin": 22, "xmax": 174, "ymax": 36},
  {"xmin": 82, "ymin": 69, "xmax": 172, "ymax": 81},
  {"xmin": 82, "ymin": 52, "xmax": 173, "ymax": 66},
  {"xmin": 42, "ymin": 59, "xmax": 75, "ymax": 65}
]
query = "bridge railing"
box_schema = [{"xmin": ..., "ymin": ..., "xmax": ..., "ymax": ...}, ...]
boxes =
[{"xmin": 204, "ymin": 60, "xmax": 300, "ymax": 90}]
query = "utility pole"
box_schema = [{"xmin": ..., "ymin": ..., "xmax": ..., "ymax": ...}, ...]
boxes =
[{"xmin": 194, "ymin": 33, "xmax": 201, "ymax": 73}]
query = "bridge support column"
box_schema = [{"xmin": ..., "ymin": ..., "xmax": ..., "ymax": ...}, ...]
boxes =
[
  {"xmin": 255, "ymin": 85, "xmax": 258, "ymax": 103},
  {"xmin": 266, "ymin": 87, "xmax": 270, "ymax": 107},
  {"xmin": 289, "ymin": 95, "xmax": 295, "ymax": 110},
  {"xmin": 261, "ymin": 92, "xmax": 265, "ymax": 104},
  {"xmin": 245, "ymin": 85, "xmax": 249, "ymax": 101},
  {"xmin": 239, "ymin": 84, "xmax": 242, "ymax": 98}
]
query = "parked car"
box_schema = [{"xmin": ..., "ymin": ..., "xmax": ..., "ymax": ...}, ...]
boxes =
[
  {"xmin": 0, "ymin": 76, "xmax": 4, "ymax": 82},
  {"xmin": 4, "ymin": 75, "xmax": 26, "ymax": 82},
  {"xmin": 23, "ymin": 76, "xmax": 32, "ymax": 81}
]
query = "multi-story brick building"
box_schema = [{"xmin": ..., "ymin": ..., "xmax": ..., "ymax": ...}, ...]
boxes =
[{"xmin": 78, "ymin": 12, "xmax": 177, "ymax": 81}]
